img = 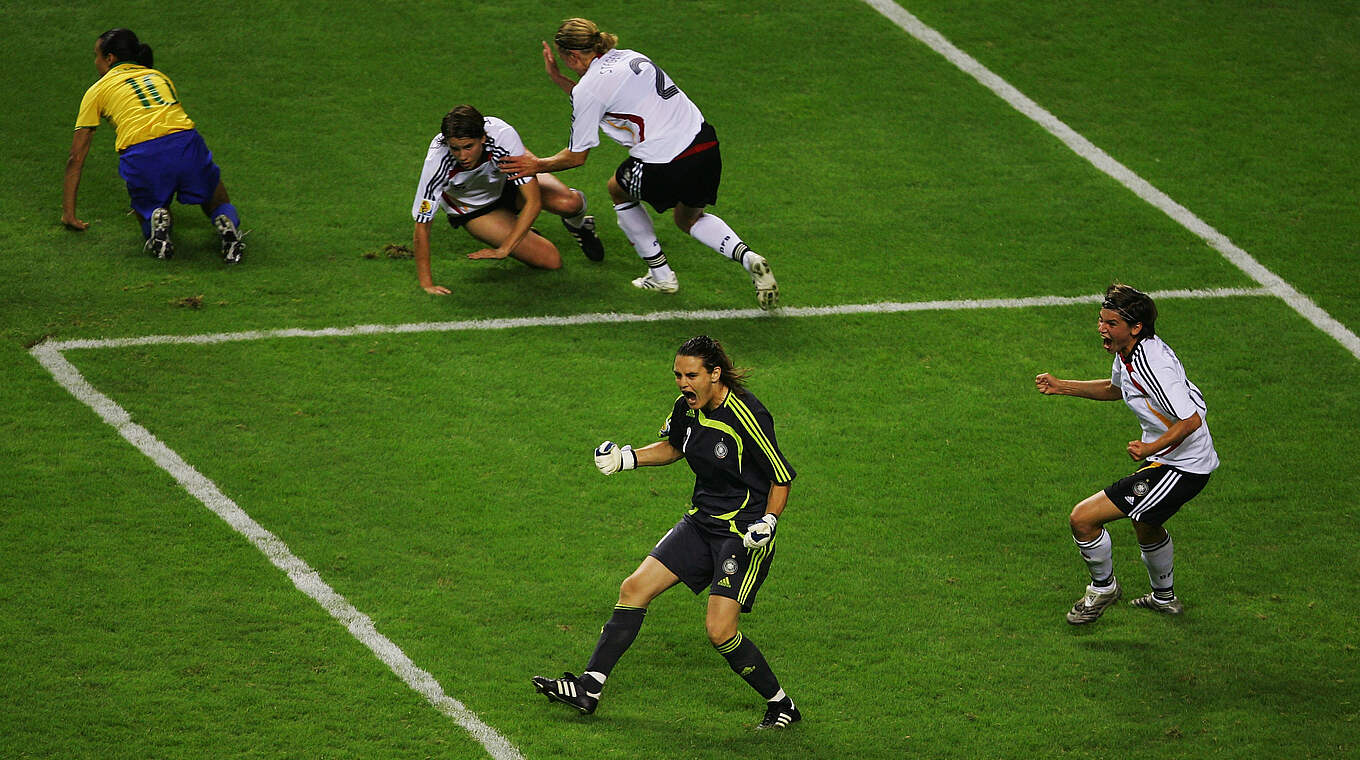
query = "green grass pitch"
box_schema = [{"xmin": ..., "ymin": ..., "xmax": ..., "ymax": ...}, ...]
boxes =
[{"xmin": 1, "ymin": 1, "xmax": 1356, "ymax": 758}]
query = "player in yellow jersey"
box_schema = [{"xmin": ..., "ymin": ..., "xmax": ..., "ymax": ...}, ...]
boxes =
[{"xmin": 63, "ymin": 29, "xmax": 245, "ymax": 263}]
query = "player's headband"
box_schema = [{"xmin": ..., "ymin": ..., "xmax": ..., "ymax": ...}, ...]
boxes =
[{"xmin": 1101, "ymin": 298, "xmax": 1141, "ymax": 326}]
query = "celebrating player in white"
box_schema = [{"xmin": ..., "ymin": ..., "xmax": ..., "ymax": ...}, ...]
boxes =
[
  {"xmin": 1036, "ymin": 283, "xmax": 1219, "ymax": 624},
  {"xmin": 410, "ymin": 105, "xmax": 603, "ymax": 294},
  {"xmin": 499, "ymin": 18, "xmax": 780, "ymax": 309}
]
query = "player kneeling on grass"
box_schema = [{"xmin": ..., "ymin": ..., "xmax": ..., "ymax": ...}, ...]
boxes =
[
  {"xmin": 1035, "ymin": 283, "xmax": 1220, "ymax": 625},
  {"xmin": 533, "ymin": 335, "xmax": 801, "ymax": 729},
  {"xmin": 63, "ymin": 28, "xmax": 246, "ymax": 264},
  {"xmin": 410, "ymin": 105, "xmax": 604, "ymax": 295}
]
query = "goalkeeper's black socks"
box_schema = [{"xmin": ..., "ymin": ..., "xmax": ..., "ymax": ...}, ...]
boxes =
[
  {"xmin": 715, "ymin": 631, "xmax": 781, "ymax": 700},
  {"xmin": 584, "ymin": 605, "xmax": 646, "ymax": 684}
]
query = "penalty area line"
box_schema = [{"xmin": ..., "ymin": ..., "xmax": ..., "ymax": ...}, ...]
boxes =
[
  {"xmin": 45, "ymin": 286, "xmax": 1271, "ymax": 352},
  {"xmin": 27, "ymin": 342, "xmax": 525, "ymax": 760}
]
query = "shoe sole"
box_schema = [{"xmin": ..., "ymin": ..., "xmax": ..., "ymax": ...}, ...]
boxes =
[
  {"xmin": 749, "ymin": 257, "xmax": 778, "ymax": 310},
  {"xmin": 148, "ymin": 208, "xmax": 173, "ymax": 259},
  {"xmin": 214, "ymin": 215, "xmax": 244, "ymax": 265}
]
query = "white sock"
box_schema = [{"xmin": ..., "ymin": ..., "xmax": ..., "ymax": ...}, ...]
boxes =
[
  {"xmin": 562, "ymin": 189, "xmax": 588, "ymax": 228},
  {"xmin": 615, "ymin": 202, "xmax": 673, "ymax": 280},
  {"xmin": 687, "ymin": 213, "xmax": 752, "ymax": 268},
  {"xmin": 1139, "ymin": 532, "xmax": 1175, "ymax": 595},
  {"xmin": 768, "ymin": 688, "xmax": 786, "ymax": 703},
  {"xmin": 1075, "ymin": 529, "xmax": 1114, "ymax": 587},
  {"xmin": 583, "ymin": 670, "xmax": 607, "ymax": 691}
]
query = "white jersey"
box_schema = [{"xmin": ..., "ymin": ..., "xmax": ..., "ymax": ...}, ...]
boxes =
[
  {"xmin": 1112, "ymin": 336, "xmax": 1220, "ymax": 474},
  {"xmin": 412, "ymin": 116, "xmax": 531, "ymax": 222},
  {"xmin": 569, "ymin": 48, "xmax": 705, "ymax": 163}
]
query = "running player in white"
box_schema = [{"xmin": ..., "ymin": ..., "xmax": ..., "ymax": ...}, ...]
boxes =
[
  {"xmin": 499, "ymin": 18, "xmax": 780, "ymax": 310},
  {"xmin": 1036, "ymin": 283, "xmax": 1220, "ymax": 624},
  {"xmin": 411, "ymin": 105, "xmax": 603, "ymax": 295}
]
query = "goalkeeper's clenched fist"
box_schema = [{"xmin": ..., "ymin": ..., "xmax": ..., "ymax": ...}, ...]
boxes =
[{"xmin": 594, "ymin": 441, "xmax": 636, "ymax": 475}]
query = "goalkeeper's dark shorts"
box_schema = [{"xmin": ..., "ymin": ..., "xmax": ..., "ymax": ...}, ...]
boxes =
[
  {"xmin": 1104, "ymin": 461, "xmax": 1211, "ymax": 527},
  {"xmin": 649, "ymin": 515, "xmax": 774, "ymax": 613}
]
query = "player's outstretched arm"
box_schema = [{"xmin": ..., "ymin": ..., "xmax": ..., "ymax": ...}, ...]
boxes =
[{"xmin": 1035, "ymin": 373, "xmax": 1120, "ymax": 400}]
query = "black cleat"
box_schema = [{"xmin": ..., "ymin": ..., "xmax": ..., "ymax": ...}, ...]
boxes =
[
  {"xmin": 564, "ymin": 215, "xmax": 604, "ymax": 261},
  {"xmin": 757, "ymin": 698, "xmax": 801, "ymax": 729},
  {"xmin": 532, "ymin": 672, "xmax": 599, "ymax": 715}
]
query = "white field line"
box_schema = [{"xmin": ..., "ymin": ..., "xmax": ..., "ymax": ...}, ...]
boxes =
[
  {"xmin": 862, "ymin": 0, "xmax": 1360, "ymax": 362},
  {"xmin": 26, "ymin": 341, "xmax": 525, "ymax": 760},
  {"xmin": 27, "ymin": 286, "xmax": 1266, "ymax": 757},
  {"xmin": 48, "ymin": 286, "xmax": 1269, "ymax": 352}
]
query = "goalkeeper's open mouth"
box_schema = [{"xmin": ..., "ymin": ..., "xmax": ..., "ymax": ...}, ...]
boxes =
[{"xmin": 681, "ymin": 390, "xmax": 699, "ymax": 406}]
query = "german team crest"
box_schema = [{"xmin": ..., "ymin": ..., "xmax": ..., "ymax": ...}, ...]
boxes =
[
  {"xmin": 721, "ymin": 557, "xmax": 739, "ymax": 575},
  {"xmin": 1133, "ymin": 480, "xmax": 1150, "ymax": 497},
  {"xmin": 714, "ymin": 441, "xmax": 728, "ymax": 459}
]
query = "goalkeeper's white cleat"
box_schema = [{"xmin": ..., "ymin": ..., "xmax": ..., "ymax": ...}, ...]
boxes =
[
  {"xmin": 746, "ymin": 253, "xmax": 778, "ymax": 310},
  {"xmin": 632, "ymin": 271, "xmax": 679, "ymax": 293}
]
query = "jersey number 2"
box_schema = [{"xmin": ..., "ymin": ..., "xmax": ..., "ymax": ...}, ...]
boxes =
[{"xmin": 629, "ymin": 58, "xmax": 679, "ymax": 100}]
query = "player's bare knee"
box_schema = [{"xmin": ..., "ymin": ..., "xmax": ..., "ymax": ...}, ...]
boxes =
[
  {"xmin": 705, "ymin": 618, "xmax": 736, "ymax": 646},
  {"xmin": 1069, "ymin": 508, "xmax": 1099, "ymax": 541}
]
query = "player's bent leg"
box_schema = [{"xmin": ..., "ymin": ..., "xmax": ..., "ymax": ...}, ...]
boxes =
[
  {"xmin": 618, "ymin": 556, "xmax": 680, "ymax": 608},
  {"xmin": 681, "ymin": 207, "xmax": 779, "ymax": 309},
  {"xmin": 465, "ymin": 211, "xmax": 562, "ymax": 269},
  {"xmin": 1069, "ymin": 490, "xmax": 1126, "ymax": 542},
  {"xmin": 704, "ymin": 594, "xmax": 741, "ymax": 646},
  {"xmin": 1066, "ymin": 491, "xmax": 1127, "ymax": 624},
  {"xmin": 539, "ymin": 175, "xmax": 604, "ymax": 261}
]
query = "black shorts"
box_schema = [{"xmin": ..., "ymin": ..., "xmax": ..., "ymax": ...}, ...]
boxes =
[
  {"xmin": 445, "ymin": 184, "xmax": 519, "ymax": 229},
  {"xmin": 1104, "ymin": 462, "xmax": 1210, "ymax": 527},
  {"xmin": 614, "ymin": 122, "xmax": 722, "ymax": 213},
  {"xmin": 649, "ymin": 515, "xmax": 774, "ymax": 613}
]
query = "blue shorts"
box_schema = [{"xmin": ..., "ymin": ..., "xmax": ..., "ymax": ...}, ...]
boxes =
[{"xmin": 118, "ymin": 129, "xmax": 222, "ymax": 220}]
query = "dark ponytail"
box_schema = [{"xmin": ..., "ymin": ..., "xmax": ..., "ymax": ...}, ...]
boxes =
[{"xmin": 97, "ymin": 28, "xmax": 154, "ymax": 68}]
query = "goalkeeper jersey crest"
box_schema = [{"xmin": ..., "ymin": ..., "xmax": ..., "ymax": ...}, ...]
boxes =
[{"xmin": 664, "ymin": 390, "xmax": 795, "ymax": 537}]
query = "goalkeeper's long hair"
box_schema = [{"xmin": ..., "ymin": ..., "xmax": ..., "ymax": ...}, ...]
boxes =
[{"xmin": 678, "ymin": 335, "xmax": 750, "ymax": 397}]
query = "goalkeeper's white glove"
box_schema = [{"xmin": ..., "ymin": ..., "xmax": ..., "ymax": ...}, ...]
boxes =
[
  {"xmin": 742, "ymin": 513, "xmax": 778, "ymax": 549},
  {"xmin": 594, "ymin": 441, "xmax": 636, "ymax": 475}
]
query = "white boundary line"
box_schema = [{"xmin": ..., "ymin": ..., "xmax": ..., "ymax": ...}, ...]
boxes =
[
  {"xmin": 48, "ymin": 286, "xmax": 1268, "ymax": 352},
  {"xmin": 861, "ymin": 0, "xmax": 1360, "ymax": 362}
]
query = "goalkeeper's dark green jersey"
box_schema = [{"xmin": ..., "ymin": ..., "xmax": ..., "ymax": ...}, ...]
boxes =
[{"xmin": 662, "ymin": 389, "xmax": 796, "ymax": 538}]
